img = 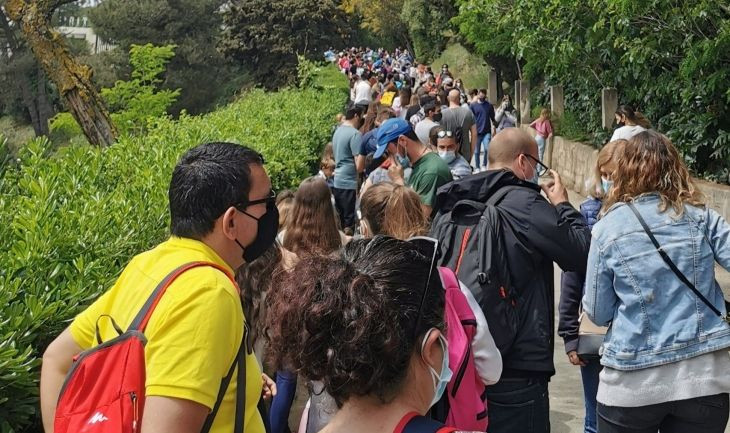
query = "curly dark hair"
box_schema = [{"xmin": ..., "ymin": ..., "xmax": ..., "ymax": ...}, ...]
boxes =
[{"xmin": 266, "ymin": 236, "xmax": 444, "ymax": 406}]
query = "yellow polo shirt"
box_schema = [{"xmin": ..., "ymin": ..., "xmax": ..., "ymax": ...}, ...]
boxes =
[{"xmin": 70, "ymin": 237, "xmax": 265, "ymax": 433}]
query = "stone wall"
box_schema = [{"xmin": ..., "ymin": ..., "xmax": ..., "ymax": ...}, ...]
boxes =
[{"xmin": 521, "ymin": 126, "xmax": 730, "ymax": 221}]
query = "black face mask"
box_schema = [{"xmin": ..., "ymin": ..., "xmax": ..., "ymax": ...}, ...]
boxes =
[
  {"xmin": 235, "ymin": 201, "xmax": 279, "ymax": 263},
  {"xmin": 617, "ymin": 121, "xmax": 626, "ymax": 127},
  {"xmin": 433, "ymin": 112, "xmax": 443, "ymax": 122}
]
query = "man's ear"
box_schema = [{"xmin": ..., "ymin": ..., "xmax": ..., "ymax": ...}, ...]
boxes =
[{"xmin": 220, "ymin": 207, "xmax": 239, "ymax": 241}]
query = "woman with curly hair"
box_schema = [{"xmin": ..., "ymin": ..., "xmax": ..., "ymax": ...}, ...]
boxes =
[
  {"xmin": 583, "ymin": 130, "xmax": 730, "ymax": 432},
  {"xmin": 267, "ymin": 236, "xmax": 483, "ymax": 433}
]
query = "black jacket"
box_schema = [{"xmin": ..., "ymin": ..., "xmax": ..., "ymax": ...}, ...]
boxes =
[{"xmin": 434, "ymin": 169, "xmax": 591, "ymax": 377}]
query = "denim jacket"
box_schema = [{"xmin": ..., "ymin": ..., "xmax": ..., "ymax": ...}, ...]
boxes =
[{"xmin": 583, "ymin": 194, "xmax": 730, "ymax": 370}]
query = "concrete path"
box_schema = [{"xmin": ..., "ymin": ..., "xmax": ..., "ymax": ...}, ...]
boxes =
[{"xmin": 550, "ymin": 190, "xmax": 730, "ymax": 432}]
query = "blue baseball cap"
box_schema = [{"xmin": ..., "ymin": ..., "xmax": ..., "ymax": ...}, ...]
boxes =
[{"xmin": 375, "ymin": 118, "xmax": 412, "ymax": 158}]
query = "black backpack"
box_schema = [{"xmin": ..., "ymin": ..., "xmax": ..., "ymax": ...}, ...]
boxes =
[{"xmin": 429, "ymin": 185, "xmax": 521, "ymax": 354}]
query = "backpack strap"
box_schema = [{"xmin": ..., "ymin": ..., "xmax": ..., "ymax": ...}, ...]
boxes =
[
  {"xmin": 128, "ymin": 261, "xmax": 237, "ymax": 332},
  {"xmin": 438, "ymin": 267, "xmax": 460, "ymax": 292},
  {"xmin": 395, "ymin": 412, "xmax": 457, "ymax": 433},
  {"xmin": 486, "ymin": 185, "xmax": 520, "ymax": 207}
]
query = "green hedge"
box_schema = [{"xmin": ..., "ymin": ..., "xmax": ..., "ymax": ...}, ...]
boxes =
[{"xmin": 0, "ymin": 72, "xmax": 347, "ymax": 432}]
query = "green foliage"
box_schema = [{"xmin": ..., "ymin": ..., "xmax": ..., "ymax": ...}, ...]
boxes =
[
  {"xmin": 49, "ymin": 112, "xmax": 82, "ymax": 141},
  {"xmin": 88, "ymin": 0, "xmax": 247, "ymax": 115},
  {"xmin": 101, "ymin": 44, "xmax": 180, "ymax": 135},
  {"xmin": 430, "ymin": 43, "xmax": 489, "ymax": 90},
  {"xmin": 219, "ymin": 0, "xmax": 351, "ymax": 88},
  {"xmin": 401, "ymin": 0, "xmax": 456, "ymax": 63},
  {"xmin": 455, "ymin": 0, "xmax": 730, "ymax": 183},
  {"xmin": 0, "ymin": 79, "xmax": 348, "ymax": 432}
]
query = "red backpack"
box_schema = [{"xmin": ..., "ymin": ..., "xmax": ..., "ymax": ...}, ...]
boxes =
[
  {"xmin": 54, "ymin": 262, "xmax": 246, "ymax": 433},
  {"xmin": 436, "ymin": 267, "xmax": 488, "ymax": 431}
]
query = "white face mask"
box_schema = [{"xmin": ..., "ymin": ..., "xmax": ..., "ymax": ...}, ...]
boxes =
[{"xmin": 438, "ymin": 150, "xmax": 456, "ymax": 164}]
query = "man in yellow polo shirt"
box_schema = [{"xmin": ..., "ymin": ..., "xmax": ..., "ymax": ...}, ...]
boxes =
[{"xmin": 40, "ymin": 142, "xmax": 278, "ymax": 433}]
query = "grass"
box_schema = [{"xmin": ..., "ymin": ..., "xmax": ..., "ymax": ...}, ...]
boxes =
[
  {"xmin": 0, "ymin": 116, "xmax": 36, "ymax": 154},
  {"xmin": 430, "ymin": 42, "xmax": 490, "ymax": 91}
]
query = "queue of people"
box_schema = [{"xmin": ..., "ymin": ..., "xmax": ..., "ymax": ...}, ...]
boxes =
[{"xmin": 37, "ymin": 45, "xmax": 730, "ymax": 433}]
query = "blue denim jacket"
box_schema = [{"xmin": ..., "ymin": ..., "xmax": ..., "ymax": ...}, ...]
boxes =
[{"xmin": 583, "ymin": 194, "xmax": 730, "ymax": 370}]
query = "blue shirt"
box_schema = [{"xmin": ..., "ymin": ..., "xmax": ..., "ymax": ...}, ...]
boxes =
[
  {"xmin": 360, "ymin": 128, "xmax": 379, "ymax": 156},
  {"xmin": 470, "ymin": 100, "xmax": 496, "ymax": 135},
  {"xmin": 332, "ymin": 125, "xmax": 362, "ymax": 190}
]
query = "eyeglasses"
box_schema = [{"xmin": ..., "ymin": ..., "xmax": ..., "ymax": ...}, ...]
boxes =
[
  {"xmin": 522, "ymin": 154, "xmax": 550, "ymax": 177},
  {"xmin": 437, "ymin": 130, "xmax": 453, "ymax": 139},
  {"xmin": 234, "ymin": 190, "xmax": 276, "ymax": 211},
  {"xmin": 407, "ymin": 236, "xmax": 440, "ymax": 336}
]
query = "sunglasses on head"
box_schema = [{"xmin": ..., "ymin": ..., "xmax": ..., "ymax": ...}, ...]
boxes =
[{"xmin": 437, "ymin": 130, "xmax": 453, "ymax": 139}]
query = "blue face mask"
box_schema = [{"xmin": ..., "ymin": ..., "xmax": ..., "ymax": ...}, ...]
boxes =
[
  {"xmin": 421, "ymin": 329, "xmax": 452, "ymax": 408},
  {"xmin": 602, "ymin": 177, "xmax": 614, "ymax": 193},
  {"xmin": 396, "ymin": 145, "xmax": 411, "ymax": 169}
]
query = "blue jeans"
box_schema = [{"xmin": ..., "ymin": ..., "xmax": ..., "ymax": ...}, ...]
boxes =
[
  {"xmin": 474, "ymin": 133, "xmax": 491, "ymax": 169},
  {"xmin": 580, "ymin": 359, "xmax": 602, "ymax": 433},
  {"xmin": 269, "ymin": 370, "xmax": 298, "ymax": 433},
  {"xmin": 535, "ymin": 134, "xmax": 546, "ymax": 162},
  {"xmin": 486, "ymin": 377, "xmax": 550, "ymax": 433}
]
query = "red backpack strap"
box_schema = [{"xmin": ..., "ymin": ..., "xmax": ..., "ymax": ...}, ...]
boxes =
[
  {"xmin": 395, "ymin": 412, "xmax": 457, "ymax": 433},
  {"xmin": 129, "ymin": 261, "xmax": 236, "ymax": 332}
]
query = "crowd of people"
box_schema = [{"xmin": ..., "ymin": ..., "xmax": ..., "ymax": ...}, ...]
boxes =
[{"xmin": 38, "ymin": 45, "xmax": 730, "ymax": 433}]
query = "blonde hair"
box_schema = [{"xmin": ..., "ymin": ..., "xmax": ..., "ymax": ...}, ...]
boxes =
[
  {"xmin": 540, "ymin": 108, "xmax": 551, "ymax": 120},
  {"xmin": 360, "ymin": 182, "xmax": 428, "ymax": 240},
  {"xmin": 320, "ymin": 158, "xmax": 335, "ymax": 170},
  {"xmin": 589, "ymin": 140, "xmax": 626, "ymax": 199},
  {"xmin": 276, "ymin": 190, "xmax": 295, "ymax": 232},
  {"xmin": 603, "ymin": 130, "xmax": 704, "ymax": 216}
]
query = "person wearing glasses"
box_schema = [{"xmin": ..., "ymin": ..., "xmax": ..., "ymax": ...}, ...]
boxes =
[
  {"xmin": 41, "ymin": 142, "xmax": 278, "ymax": 433},
  {"xmin": 267, "ymin": 236, "xmax": 484, "ymax": 433},
  {"xmin": 375, "ymin": 118, "xmax": 452, "ymax": 218},
  {"xmin": 433, "ymin": 127, "xmax": 472, "ymax": 180},
  {"xmin": 435, "ymin": 128, "xmax": 591, "ymax": 433}
]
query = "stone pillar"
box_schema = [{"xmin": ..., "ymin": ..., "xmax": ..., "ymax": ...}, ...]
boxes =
[
  {"xmin": 488, "ymin": 68, "xmax": 498, "ymax": 103},
  {"xmin": 514, "ymin": 80, "xmax": 521, "ymax": 124},
  {"xmin": 550, "ymin": 85, "xmax": 564, "ymax": 118},
  {"xmin": 519, "ymin": 80, "xmax": 531, "ymax": 124},
  {"xmin": 602, "ymin": 87, "xmax": 618, "ymax": 129}
]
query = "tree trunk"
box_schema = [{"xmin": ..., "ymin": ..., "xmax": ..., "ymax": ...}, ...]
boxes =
[
  {"xmin": 6, "ymin": 0, "xmax": 117, "ymax": 147},
  {"xmin": 35, "ymin": 67, "xmax": 53, "ymax": 136}
]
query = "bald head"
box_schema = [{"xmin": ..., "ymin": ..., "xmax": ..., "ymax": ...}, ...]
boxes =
[
  {"xmin": 488, "ymin": 128, "xmax": 538, "ymax": 169},
  {"xmin": 447, "ymin": 89, "xmax": 460, "ymax": 104}
]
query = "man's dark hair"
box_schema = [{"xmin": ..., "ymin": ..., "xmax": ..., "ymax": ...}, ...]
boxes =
[
  {"xmin": 361, "ymin": 70, "xmax": 372, "ymax": 81},
  {"xmin": 479, "ymin": 88, "xmax": 487, "ymax": 95},
  {"xmin": 469, "ymin": 89, "xmax": 478, "ymax": 97},
  {"xmin": 169, "ymin": 142, "xmax": 264, "ymax": 240},
  {"xmin": 345, "ymin": 105, "xmax": 363, "ymax": 120}
]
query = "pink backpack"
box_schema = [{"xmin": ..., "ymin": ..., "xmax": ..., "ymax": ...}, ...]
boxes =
[{"xmin": 438, "ymin": 267, "xmax": 488, "ymax": 431}]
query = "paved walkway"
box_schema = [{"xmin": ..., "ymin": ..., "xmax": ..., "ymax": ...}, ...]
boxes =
[{"xmin": 550, "ymin": 190, "xmax": 730, "ymax": 433}]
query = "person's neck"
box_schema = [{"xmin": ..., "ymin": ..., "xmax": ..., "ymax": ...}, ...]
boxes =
[
  {"xmin": 321, "ymin": 394, "xmax": 423, "ymax": 433},
  {"xmin": 343, "ymin": 120, "xmax": 358, "ymax": 129},
  {"xmin": 200, "ymin": 233, "xmax": 240, "ymax": 271},
  {"xmin": 407, "ymin": 142, "xmax": 429, "ymax": 164},
  {"xmin": 449, "ymin": 102, "xmax": 460, "ymax": 108}
]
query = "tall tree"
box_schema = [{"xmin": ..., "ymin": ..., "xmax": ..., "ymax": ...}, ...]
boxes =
[
  {"xmin": 341, "ymin": 0, "xmax": 413, "ymax": 53},
  {"xmin": 400, "ymin": 0, "xmax": 456, "ymax": 63},
  {"xmin": 88, "ymin": 0, "xmax": 247, "ymax": 115},
  {"xmin": 219, "ymin": 0, "xmax": 351, "ymax": 88},
  {"xmin": 0, "ymin": 2, "xmax": 53, "ymax": 136},
  {"xmin": 6, "ymin": 0, "xmax": 117, "ymax": 146}
]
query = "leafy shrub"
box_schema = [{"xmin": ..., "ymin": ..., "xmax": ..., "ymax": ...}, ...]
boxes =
[
  {"xmin": 101, "ymin": 44, "xmax": 181, "ymax": 135},
  {"xmin": 49, "ymin": 113, "xmax": 82, "ymax": 142},
  {"xmin": 0, "ymin": 79, "xmax": 347, "ymax": 432}
]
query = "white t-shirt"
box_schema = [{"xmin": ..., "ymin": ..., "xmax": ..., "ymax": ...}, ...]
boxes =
[
  {"xmin": 354, "ymin": 80, "xmax": 371, "ymax": 104},
  {"xmin": 610, "ymin": 125, "xmax": 647, "ymax": 141},
  {"xmin": 414, "ymin": 118, "xmax": 439, "ymax": 146}
]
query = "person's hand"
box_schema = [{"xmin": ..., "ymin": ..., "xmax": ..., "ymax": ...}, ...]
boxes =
[
  {"xmin": 387, "ymin": 155, "xmax": 405, "ymax": 185},
  {"xmin": 261, "ymin": 373, "xmax": 277, "ymax": 400},
  {"xmin": 540, "ymin": 169, "xmax": 569, "ymax": 205},
  {"xmin": 568, "ymin": 351, "xmax": 587, "ymax": 367}
]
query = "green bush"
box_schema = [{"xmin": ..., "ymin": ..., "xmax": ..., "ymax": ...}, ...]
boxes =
[{"xmin": 0, "ymin": 81, "xmax": 347, "ymax": 432}]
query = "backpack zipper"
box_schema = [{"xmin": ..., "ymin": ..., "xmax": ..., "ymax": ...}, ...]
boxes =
[
  {"xmin": 451, "ymin": 343, "xmax": 471, "ymax": 397},
  {"xmin": 131, "ymin": 392, "xmax": 139, "ymax": 432}
]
